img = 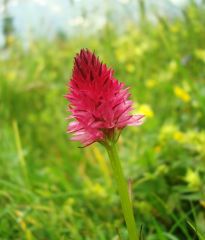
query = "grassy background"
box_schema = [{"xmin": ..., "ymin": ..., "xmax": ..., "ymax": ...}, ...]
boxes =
[{"xmin": 1, "ymin": 1, "xmax": 205, "ymax": 239}]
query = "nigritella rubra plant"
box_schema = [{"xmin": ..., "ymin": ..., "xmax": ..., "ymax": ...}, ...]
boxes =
[{"xmin": 65, "ymin": 49, "xmax": 144, "ymax": 240}]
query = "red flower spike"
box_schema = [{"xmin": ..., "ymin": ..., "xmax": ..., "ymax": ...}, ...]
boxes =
[{"xmin": 65, "ymin": 49, "xmax": 144, "ymax": 146}]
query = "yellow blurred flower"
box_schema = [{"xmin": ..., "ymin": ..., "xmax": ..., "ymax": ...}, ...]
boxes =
[
  {"xmin": 134, "ymin": 42, "xmax": 149, "ymax": 57},
  {"xmin": 159, "ymin": 124, "xmax": 185, "ymax": 143},
  {"xmin": 67, "ymin": 197, "xmax": 75, "ymax": 206},
  {"xmin": 159, "ymin": 124, "xmax": 179, "ymax": 142},
  {"xmin": 85, "ymin": 180, "xmax": 107, "ymax": 198},
  {"xmin": 174, "ymin": 85, "xmax": 191, "ymax": 103},
  {"xmin": 115, "ymin": 48, "xmax": 126, "ymax": 63},
  {"xmin": 195, "ymin": 49, "xmax": 205, "ymax": 62},
  {"xmin": 170, "ymin": 24, "xmax": 180, "ymax": 33},
  {"xmin": 134, "ymin": 47, "xmax": 143, "ymax": 57},
  {"xmin": 90, "ymin": 183, "xmax": 107, "ymax": 198},
  {"xmin": 173, "ymin": 131, "xmax": 184, "ymax": 143},
  {"xmin": 145, "ymin": 79, "xmax": 156, "ymax": 88},
  {"xmin": 7, "ymin": 71, "xmax": 17, "ymax": 81},
  {"xmin": 137, "ymin": 104, "xmax": 154, "ymax": 118},
  {"xmin": 126, "ymin": 63, "xmax": 135, "ymax": 73},
  {"xmin": 181, "ymin": 130, "xmax": 205, "ymax": 155},
  {"xmin": 160, "ymin": 124, "xmax": 177, "ymax": 135},
  {"xmin": 184, "ymin": 169, "xmax": 201, "ymax": 190},
  {"xmin": 168, "ymin": 60, "xmax": 178, "ymax": 73}
]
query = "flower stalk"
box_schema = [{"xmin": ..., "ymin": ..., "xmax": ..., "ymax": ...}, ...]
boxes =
[{"xmin": 105, "ymin": 142, "xmax": 138, "ymax": 240}]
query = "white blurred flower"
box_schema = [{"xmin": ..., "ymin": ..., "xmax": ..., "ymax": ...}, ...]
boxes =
[
  {"xmin": 0, "ymin": 5, "xmax": 5, "ymax": 14},
  {"xmin": 118, "ymin": 0, "xmax": 130, "ymax": 4},
  {"xmin": 68, "ymin": 16, "xmax": 88, "ymax": 27},
  {"xmin": 94, "ymin": 16, "xmax": 106, "ymax": 30},
  {"xmin": 170, "ymin": 0, "xmax": 187, "ymax": 6},
  {"xmin": 50, "ymin": 4, "xmax": 62, "ymax": 14},
  {"xmin": 9, "ymin": 0, "xmax": 19, "ymax": 8},
  {"xmin": 33, "ymin": 0, "xmax": 47, "ymax": 6}
]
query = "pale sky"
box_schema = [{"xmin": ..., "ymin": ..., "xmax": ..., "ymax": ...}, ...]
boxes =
[{"xmin": 0, "ymin": 0, "xmax": 200, "ymax": 45}]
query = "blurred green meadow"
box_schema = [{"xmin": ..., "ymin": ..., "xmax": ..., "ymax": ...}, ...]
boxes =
[{"xmin": 1, "ymin": 1, "xmax": 205, "ymax": 239}]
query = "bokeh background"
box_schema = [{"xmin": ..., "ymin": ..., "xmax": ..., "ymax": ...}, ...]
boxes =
[{"xmin": 0, "ymin": 0, "xmax": 205, "ymax": 239}]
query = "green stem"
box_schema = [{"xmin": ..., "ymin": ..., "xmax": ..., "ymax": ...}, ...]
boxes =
[{"xmin": 106, "ymin": 143, "xmax": 138, "ymax": 240}]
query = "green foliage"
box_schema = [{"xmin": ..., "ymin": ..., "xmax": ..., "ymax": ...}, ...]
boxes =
[{"xmin": 0, "ymin": 2, "xmax": 205, "ymax": 239}]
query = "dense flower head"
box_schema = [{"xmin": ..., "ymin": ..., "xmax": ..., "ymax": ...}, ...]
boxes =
[{"xmin": 65, "ymin": 49, "xmax": 144, "ymax": 146}]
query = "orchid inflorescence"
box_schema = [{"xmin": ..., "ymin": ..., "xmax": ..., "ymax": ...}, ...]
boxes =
[{"xmin": 65, "ymin": 49, "xmax": 144, "ymax": 147}]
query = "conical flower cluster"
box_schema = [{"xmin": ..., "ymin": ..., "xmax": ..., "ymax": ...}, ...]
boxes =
[{"xmin": 65, "ymin": 49, "xmax": 144, "ymax": 146}]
